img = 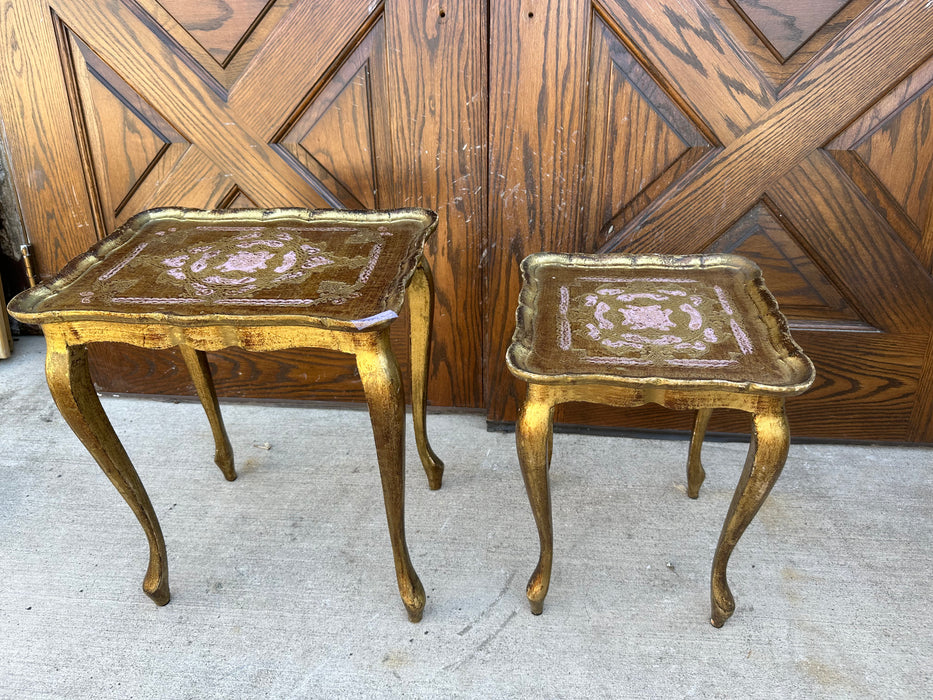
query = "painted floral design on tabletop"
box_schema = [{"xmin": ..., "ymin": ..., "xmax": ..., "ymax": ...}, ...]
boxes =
[
  {"xmin": 90, "ymin": 224, "xmax": 391, "ymax": 308},
  {"xmin": 159, "ymin": 228, "xmax": 339, "ymax": 298},
  {"xmin": 562, "ymin": 277, "xmax": 754, "ymax": 367}
]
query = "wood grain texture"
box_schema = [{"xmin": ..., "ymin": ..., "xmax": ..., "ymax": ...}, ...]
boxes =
[
  {"xmin": 826, "ymin": 150, "xmax": 927, "ymax": 267},
  {"xmin": 852, "ymin": 92, "xmax": 933, "ymax": 230},
  {"xmin": 157, "ymin": 0, "xmax": 273, "ymax": 64},
  {"xmin": 909, "ymin": 330, "xmax": 933, "ymax": 442},
  {"xmin": 55, "ymin": 0, "xmax": 328, "ymax": 207},
  {"xmin": 732, "ymin": 0, "xmax": 848, "ymax": 59},
  {"xmin": 485, "ymin": 0, "xmax": 591, "ymax": 421},
  {"xmin": 3, "ymin": 0, "xmax": 484, "ymax": 410},
  {"xmin": 0, "ymin": 1, "xmax": 98, "ymax": 277},
  {"xmin": 768, "ymin": 152, "xmax": 933, "ymax": 332},
  {"xmin": 67, "ymin": 32, "xmax": 187, "ymax": 231},
  {"xmin": 87, "ymin": 315, "xmax": 415, "ymax": 404},
  {"xmin": 705, "ymin": 0, "xmax": 873, "ymax": 86},
  {"xmin": 549, "ymin": 329, "xmax": 924, "ymax": 442},
  {"xmin": 129, "ymin": 0, "xmax": 296, "ymax": 91},
  {"xmin": 385, "ymin": 0, "xmax": 487, "ymax": 406},
  {"xmin": 705, "ymin": 201, "xmax": 863, "ymax": 325},
  {"xmin": 602, "ymin": 1, "xmax": 933, "ymax": 256},
  {"xmin": 486, "ymin": 0, "xmax": 933, "ymax": 442},
  {"xmin": 581, "ymin": 13, "xmax": 714, "ymax": 251},
  {"xmin": 276, "ymin": 16, "xmax": 390, "ymax": 210},
  {"xmin": 5, "ymin": 1, "xmax": 933, "ymax": 441},
  {"xmin": 600, "ymin": 0, "xmax": 775, "ymax": 138},
  {"xmin": 230, "ymin": 0, "xmax": 375, "ymax": 132}
]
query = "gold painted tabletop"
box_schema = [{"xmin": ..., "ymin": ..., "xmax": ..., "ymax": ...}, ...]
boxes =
[
  {"xmin": 8, "ymin": 207, "xmax": 437, "ymax": 332},
  {"xmin": 507, "ymin": 252, "xmax": 815, "ymax": 394}
]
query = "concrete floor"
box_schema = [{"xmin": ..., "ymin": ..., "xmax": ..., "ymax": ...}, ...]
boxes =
[{"xmin": 1, "ymin": 334, "xmax": 930, "ymax": 698}]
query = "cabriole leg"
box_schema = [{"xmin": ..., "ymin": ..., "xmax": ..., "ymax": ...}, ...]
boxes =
[
  {"xmin": 687, "ymin": 408, "xmax": 712, "ymax": 498},
  {"xmin": 44, "ymin": 332, "xmax": 169, "ymax": 605},
  {"xmin": 178, "ymin": 345, "xmax": 235, "ymax": 481},
  {"xmin": 710, "ymin": 401, "xmax": 789, "ymax": 627},
  {"xmin": 517, "ymin": 384, "xmax": 556, "ymax": 614},
  {"xmin": 408, "ymin": 259, "xmax": 444, "ymax": 489},
  {"xmin": 356, "ymin": 331, "xmax": 426, "ymax": 622}
]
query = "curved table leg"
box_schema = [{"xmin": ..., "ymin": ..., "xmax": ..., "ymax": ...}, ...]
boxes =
[
  {"xmin": 517, "ymin": 384, "xmax": 556, "ymax": 614},
  {"xmin": 45, "ymin": 333, "xmax": 170, "ymax": 605},
  {"xmin": 178, "ymin": 345, "xmax": 235, "ymax": 481},
  {"xmin": 710, "ymin": 400, "xmax": 789, "ymax": 627},
  {"xmin": 356, "ymin": 331, "xmax": 426, "ymax": 622},
  {"xmin": 687, "ymin": 408, "xmax": 712, "ymax": 498},
  {"xmin": 408, "ymin": 259, "xmax": 444, "ymax": 490}
]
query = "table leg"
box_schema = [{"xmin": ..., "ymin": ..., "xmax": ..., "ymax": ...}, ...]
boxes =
[
  {"xmin": 356, "ymin": 331, "xmax": 426, "ymax": 622},
  {"xmin": 178, "ymin": 345, "xmax": 236, "ymax": 481},
  {"xmin": 687, "ymin": 408, "xmax": 712, "ymax": 498},
  {"xmin": 44, "ymin": 334, "xmax": 170, "ymax": 605},
  {"xmin": 408, "ymin": 259, "xmax": 444, "ymax": 489},
  {"xmin": 710, "ymin": 400, "xmax": 789, "ymax": 627},
  {"xmin": 517, "ymin": 385, "xmax": 555, "ymax": 614}
]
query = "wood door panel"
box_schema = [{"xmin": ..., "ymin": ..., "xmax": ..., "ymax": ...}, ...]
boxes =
[
  {"xmin": 767, "ymin": 153, "xmax": 933, "ymax": 332},
  {"xmin": 581, "ymin": 12, "xmax": 716, "ymax": 250},
  {"xmin": 230, "ymin": 2, "xmax": 378, "ymax": 132},
  {"xmin": 597, "ymin": 1, "xmax": 933, "ymax": 257},
  {"xmin": 88, "ymin": 346, "xmax": 379, "ymax": 402},
  {"xmin": 704, "ymin": 200, "xmax": 866, "ymax": 326},
  {"xmin": 826, "ymin": 150, "xmax": 930, "ymax": 268},
  {"xmin": 485, "ymin": 0, "xmax": 590, "ymax": 413},
  {"xmin": 705, "ymin": 0, "xmax": 874, "ymax": 86},
  {"xmin": 384, "ymin": 0, "xmax": 487, "ymax": 407},
  {"xmin": 909, "ymin": 333, "xmax": 933, "ymax": 443},
  {"xmin": 1, "ymin": 0, "xmax": 484, "ymax": 409},
  {"xmin": 0, "ymin": 0, "xmax": 99, "ymax": 276},
  {"xmin": 56, "ymin": 3, "xmax": 330, "ymax": 207},
  {"xmin": 598, "ymin": 0, "xmax": 774, "ymax": 137},
  {"xmin": 789, "ymin": 330, "xmax": 927, "ymax": 438},
  {"xmin": 149, "ymin": 0, "xmax": 296, "ymax": 85},
  {"xmin": 4, "ymin": 1, "xmax": 932, "ymax": 440},
  {"xmin": 487, "ymin": 0, "xmax": 933, "ymax": 442},
  {"xmin": 274, "ymin": 15, "xmax": 391, "ymax": 210}
]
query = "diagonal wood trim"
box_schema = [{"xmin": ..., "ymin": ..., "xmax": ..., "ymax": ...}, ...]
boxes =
[
  {"xmin": 768, "ymin": 151, "xmax": 933, "ymax": 333},
  {"xmin": 706, "ymin": 0, "xmax": 874, "ymax": 87},
  {"xmin": 599, "ymin": 0, "xmax": 775, "ymax": 138},
  {"xmin": 600, "ymin": 0, "xmax": 933, "ymax": 257},
  {"xmin": 54, "ymin": 0, "xmax": 322, "ymax": 207},
  {"xmin": 230, "ymin": 0, "xmax": 381, "ymax": 136}
]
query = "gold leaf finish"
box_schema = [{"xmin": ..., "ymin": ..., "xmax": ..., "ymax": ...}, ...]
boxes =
[
  {"xmin": 8, "ymin": 207, "xmax": 444, "ymax": 622},
  {"xmin": 507, "ymin": 252, "xmax": 815, "ymax": 627}
]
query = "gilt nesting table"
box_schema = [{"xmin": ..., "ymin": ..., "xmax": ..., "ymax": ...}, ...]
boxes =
[
  {"xmin": 507, "ymin": 252, "xmax": 815, "ymax": 626},
  {"xmin": 7, "ymin": 207, "xmax": 444, "ymax": 622}
]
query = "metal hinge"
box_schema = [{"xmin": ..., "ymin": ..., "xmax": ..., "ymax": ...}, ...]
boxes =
[{"xmin": 20, "ymin": 244, "xmax": 37, "ymax": 287}]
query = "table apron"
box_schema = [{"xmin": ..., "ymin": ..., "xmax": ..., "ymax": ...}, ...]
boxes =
[
  {"xmin": 527, "ymin": 382, "xmax": 782, "ymax": 414},
  {"xmin": 41, "ymin": 321, "xmax": 365, "ymax": 355}
]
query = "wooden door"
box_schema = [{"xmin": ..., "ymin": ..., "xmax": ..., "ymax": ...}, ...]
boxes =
[
  {"xmin": 0, "ymin": 0, "xmax": 485, "ymax": 408},
  {"xmin": 5, "ymin": 1, "xmax": 933, "ymax": 442},
  {"xmin": 487, "ymin": 0, "xmax": 933, "ymax": 442}
]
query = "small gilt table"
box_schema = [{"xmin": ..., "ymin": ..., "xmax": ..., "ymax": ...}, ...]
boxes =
[
  {"xmin": 506, "ymin": 252, "xmax": 815, "ymax": 626},
  {"xmin": 8, "ymin": 207, "xmax": 444, "ymax": 622}
]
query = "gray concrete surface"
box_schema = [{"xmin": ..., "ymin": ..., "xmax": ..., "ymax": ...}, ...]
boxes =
[{"xmin": 1, "ymin": 334, "xmax": 930, "ymax": 698}]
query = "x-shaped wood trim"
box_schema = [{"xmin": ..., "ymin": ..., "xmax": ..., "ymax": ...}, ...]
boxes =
[
  {"xmin": 53, "ymin": 0, "xmax": 382, "ymax": 209},
  {"xmin": 597, "ymin": 0, "xmax": 933, "ymax": 331}
]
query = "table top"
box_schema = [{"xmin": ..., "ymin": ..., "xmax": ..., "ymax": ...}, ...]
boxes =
[
  {"xmin": 9, "ymin": 207, "xmax": 437, "ymax": 331},
  {"xmin": 507, "ymin": 252, "xmax": 815, "ymax": 394}
]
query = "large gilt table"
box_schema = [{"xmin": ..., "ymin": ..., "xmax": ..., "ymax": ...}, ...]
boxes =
[
  {"xmin": 8, "ymin": 207, "xmax": 444, "ymax": 622},
  {"xmin": 507, "ymin": 252, "xmax": 815, "ymax": 626}
]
